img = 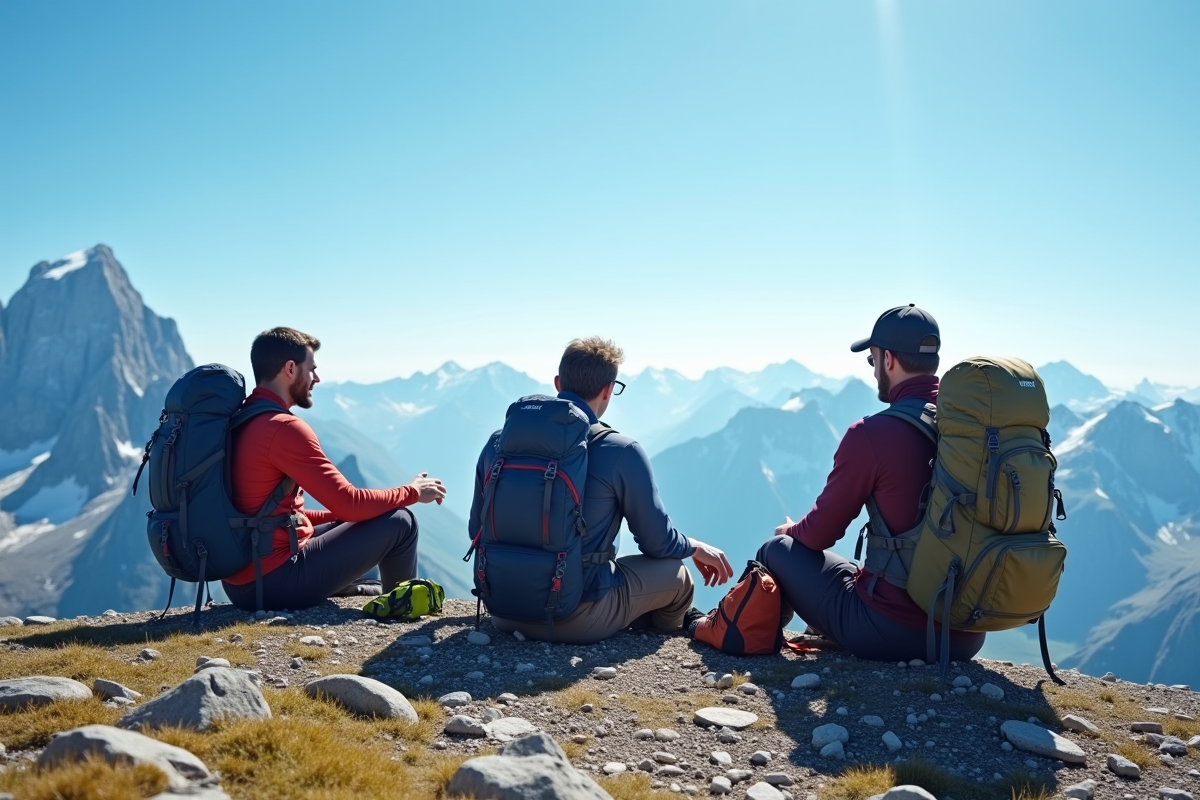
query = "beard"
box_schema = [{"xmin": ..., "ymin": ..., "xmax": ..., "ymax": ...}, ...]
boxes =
[
  {"xmin": 876, "ymin": 369, "xmax": 892, "ymax": 404},
  {"xmin": 290, "ymin": 372, "xmax": 314, "ymax": 409}
]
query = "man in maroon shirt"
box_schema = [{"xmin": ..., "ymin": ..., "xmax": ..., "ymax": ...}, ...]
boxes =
[
  {"xmin": 754, "ymin": 306, "xmax": 984, "ymax": 662},
  {"xmin": 222, "ymin": 327, "xmax": 446, "ymax": 613}
]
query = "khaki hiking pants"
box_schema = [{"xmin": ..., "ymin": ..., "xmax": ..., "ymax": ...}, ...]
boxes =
[{"xmin": 490, "ymin": 555, "xmax": 694, "ymax": 644}]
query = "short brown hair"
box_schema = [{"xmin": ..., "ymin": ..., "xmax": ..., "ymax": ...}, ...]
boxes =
[
  {"xmin": 892, "ymin": 335, "xmax": 940, "ymax": 375},
  {"xmin": 251, "ymin": 327, "xmax": 321, "ymax": 383},
  {"xmin": 558, "ymin": 337, "xmax": 625, "ymax": 399}
]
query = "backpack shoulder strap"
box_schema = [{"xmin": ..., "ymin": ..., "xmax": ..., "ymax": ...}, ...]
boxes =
[
  {"xmin": 588, "ymin": 422, "xmax": 619, "ymax": 444},
  {"xmin": 231, "ymin": 398, "xmax": 291, "ymax": 430},
  {"xmin": 875, "ymin": 399, "xmax": 937, "ymax": 444}
]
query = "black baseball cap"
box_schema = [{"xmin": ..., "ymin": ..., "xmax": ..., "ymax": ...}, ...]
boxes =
[{"xmin": 850, "ymin": 304, "xmax": 941, "ymax": 354}]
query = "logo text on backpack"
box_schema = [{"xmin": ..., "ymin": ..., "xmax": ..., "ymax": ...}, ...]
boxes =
[
  {"xmin": 1018, "ymin": 380, "xmax": 1037, "ymax": 388},
  {"xmin": 521, "ymin": 405, "xmax": 543, "ymax": 410}
]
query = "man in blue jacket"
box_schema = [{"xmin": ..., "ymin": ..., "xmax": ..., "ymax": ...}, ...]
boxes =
[{"xmin": 469, "ymin": 337, "xmax": 733, "ymax": 644}]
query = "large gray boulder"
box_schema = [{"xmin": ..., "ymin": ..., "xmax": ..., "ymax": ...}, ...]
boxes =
[
  {"xmin": 118, "ymin": 668, "xmax": 270, "ymax": 732},
  {"xmin": 447, "ymin": 731, "xmax": 612, "ymax": 800},
  {"xmin": 304, "ymin": 675, "xmax": 417, "ymax": 721},
  {"xmin": 0, "ymin": 676, "xmax": 92, "ymax": 711},
  {"xmin": 38, "ymin": 724, "xmax": 212, "ymax": 791},
  {"xmin": 1001, "ymin": 719, "xmax": 1086, "ymax": 764}
]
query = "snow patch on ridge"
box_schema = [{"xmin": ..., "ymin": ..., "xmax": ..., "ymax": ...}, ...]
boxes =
[
  {"xmin": 43, "ymin": 249, "xmax": 90, "ymax": 280},
  {"xmin": 0, "ymin": 520, "xmax": 56, "ymax": 554},
  {"xmin": 1054, "ymin": 412, "xmax": 1107, "ymax": 457},
  {"xmin": 116, "ymin": 439, "xmax": 143, "ymax": 460},
  {"xmin": 0, "ymin": 439, "xmax": 56, "ymax": 477},
  {"xmin": 384, "ymin": 400, "xmax": 432, "ymax": 417},
  {"xmin": 13, "ymin": 478, "xmax": 88, "ymax": 525}
]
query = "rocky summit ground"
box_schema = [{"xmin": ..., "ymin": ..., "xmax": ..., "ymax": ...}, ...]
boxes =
[{"xmin": 0, "ymin": 598, "xmax": 1198, "ymax": 800}]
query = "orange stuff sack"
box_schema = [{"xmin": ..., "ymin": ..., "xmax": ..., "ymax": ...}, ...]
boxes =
[{"xmin": 693, "ymin": 560, "xmax": 785, "ymax": 656}]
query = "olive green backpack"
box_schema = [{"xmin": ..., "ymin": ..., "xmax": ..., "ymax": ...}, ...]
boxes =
[
  {"xmin": 858, "ymin": 357, "xmax": 1068, "ymax": 684},
  {"xmin": 362, "ymin": 579, "xmax": 445, "ymax": 621}
]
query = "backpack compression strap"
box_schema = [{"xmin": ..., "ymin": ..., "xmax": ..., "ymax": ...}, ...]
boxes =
[
  {"xmin": 874, "ymin": 399, "xmax": 937, "ymax": 444},
  {"xmin": 227, "ymin": 398, "xmax": 299, "ymax": 617}
]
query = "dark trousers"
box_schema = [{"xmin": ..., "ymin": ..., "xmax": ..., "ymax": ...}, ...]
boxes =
[
  {"xmin": 223, "ymin": 508, "xmax": 419, "ymax": 612},
  {"xmin": 755, "ymin": 535, "xmax": 985, "ymax": 663}
]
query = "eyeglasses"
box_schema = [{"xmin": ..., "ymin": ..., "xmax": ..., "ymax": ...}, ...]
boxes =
[{"xmin": 612, "ymin": 380, "xmax": 626, "ymax": 395}]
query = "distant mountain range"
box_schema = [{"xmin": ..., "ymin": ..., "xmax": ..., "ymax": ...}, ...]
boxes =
[{"xmin": 1, "ymin": 244, "xmax": 1198, "ymax": 686}]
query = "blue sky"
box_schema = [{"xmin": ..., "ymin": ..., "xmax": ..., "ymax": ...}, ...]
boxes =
[{"xmin": 2, "ymin": 1, "xmax": 1197, "ymax": 388}]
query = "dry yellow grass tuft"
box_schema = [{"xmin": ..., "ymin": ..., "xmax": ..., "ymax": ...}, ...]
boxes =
[
  {"xmin": 1114, "ymin": 740, "xmax": 1158, "ymax": 770},
  {"xmin": 0, "ymin": 618, "xmax": 480, "ymax": 800},
  {"xmin": 283, "ymin": 641, "xmax": 327, "ymax": 662},
  {"xmin": 597, "ymin": 771, "xmax": 661, "ymax": 800},
  {"xmin": 818, "ymin": 763, "xmax": 894, "ymax": 800},
  {"xmin": 1163, "ymin": 715, "xmax": 1200, "ymax": 740},
  {"xmin": 0, "ymin": 755, "xmax": 170, "ymax": 800},
  {"xmin": 818, "ymin": 760, "xmax": 1051, "ymax": 800},
  {"xmin": 0, "ymin": 621, "xmax": 266, "ymax": 702},
  {"xmin": 561, "ymin": 737, "xmax": 589, "ymax": 761},
  {"xmin": 552, "ymin": 685, "xmax": 602, "ymax": 714},
  {"xmin": 615, "ymin": 693, "xmax": 704, "ymax": 730},
  {"xmin": 0, "ymin": 695, "xmax": 122, "ymax": 751},
  {"xmin": 1043, "ymin": 688, "xmax": 1103, "ymax": 715}
]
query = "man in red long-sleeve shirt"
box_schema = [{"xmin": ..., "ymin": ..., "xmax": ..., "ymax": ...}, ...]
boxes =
[
  {"xmin": 221, "ymin": 327, "xmax": 446, "ymax": 613},
  {"xmin": 755, "ymin": 306, "xmax": 984, "ymax": 662}
]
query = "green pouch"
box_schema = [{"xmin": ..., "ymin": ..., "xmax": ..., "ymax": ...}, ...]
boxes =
[{"xmin": 362, "ymin": 579, "xmax": 445, "ymax": 620}]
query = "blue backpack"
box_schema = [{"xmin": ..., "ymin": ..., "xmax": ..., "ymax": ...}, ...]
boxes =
[
  {"xmin": 132, "ymin": 364, "xmax": 301, "ymax": 622},
  {"xmin": 466, "ymin": 395, "xmax": 616, "ymax": 633}
]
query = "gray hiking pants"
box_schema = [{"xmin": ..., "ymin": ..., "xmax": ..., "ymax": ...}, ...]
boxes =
[
  {"xmin": 756, "ymin": 535, "xmax": 985, "ymax": 663},
  {"xmin": 490, "ymin": 555, "xmax": 695, "ymax": 644},
  {"xmin": 223, "ymin": 508, "xmax": 419, "ymax": 612}
]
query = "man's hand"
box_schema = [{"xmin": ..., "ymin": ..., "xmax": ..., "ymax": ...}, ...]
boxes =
[
  {"xmin": 774, "ymin": 515, "xmax": 795, "ymax": 538},
  {"xmin": 688, "ymin": 538, "xmax": 734, "ymax": 587},
  {"xmin": 410, "ymin": 473, "xmax": 446, "ymax": 505}
]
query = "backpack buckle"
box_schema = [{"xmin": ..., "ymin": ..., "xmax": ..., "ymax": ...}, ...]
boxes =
[
  {"xmin": 544, "ymin": 461, "xmax": 558, "ymax": 481},
  {"xmin": 986, "ymin": 430, "xmax": 999, "ymax": 452}
]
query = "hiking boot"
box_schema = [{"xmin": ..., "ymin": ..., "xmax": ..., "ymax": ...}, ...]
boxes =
[
  {"xmin": 683, "ymin": 606, "xmax": 707, "ymax": 637},
  {"xmin": 331, "ymin": 579, "xmax": 383, "ymax": 597}
]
